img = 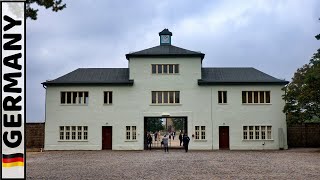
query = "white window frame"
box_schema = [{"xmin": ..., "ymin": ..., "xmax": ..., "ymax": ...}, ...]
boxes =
[
  {"xmin": 151, "ymin": 64, "xmax": 179, "ymax": 74},
  {"xmin": 60, "ymin": 91, "xmax": 89, "ymax": 105},
  {"xmin": 126, "ymin": 126, "xmax": 137, "ymax": 141},
  {"xmin": 151, "ymin": 91, "xmax": 180, "ymax": 104},
  {"xmin": 59, "ymin": 126, "xmax": 88, "ymax": 141},
  {"xmin": 195, "ymin": 126, "xmax": 206, "ymax": 140},
  {"xmin": 243, "ymin": 125, "xmax": 272, "ymax": 140},
  {"xmin": 218, "ymin": 91, "xmax": 227, "ymax": 104},
  {"xmin": 242, "ymin": 91, "xmax": 271, "ymax": 104},
  {"xmin": 104, "ymin": 91, "xmax": 113, "ymax": 105}
]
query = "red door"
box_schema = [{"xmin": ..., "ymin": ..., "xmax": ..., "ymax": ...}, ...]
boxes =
[
  {"xmin": 102, "ymin": 126, "xmax": 112, "ymax": 150},
  {"xmin": 219, "ymin": 126, "xmax": 229, "ymax": 149}
]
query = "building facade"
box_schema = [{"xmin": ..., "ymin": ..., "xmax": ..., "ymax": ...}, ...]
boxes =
[{"xmin": 43, "ymin": 29, "xmax": 288, "ymax": 150}]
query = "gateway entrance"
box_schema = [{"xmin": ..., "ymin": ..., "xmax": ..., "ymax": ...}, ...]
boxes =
[{"xmin": 144, "ymin": 117, "xmax": 187, "ymax": 149}]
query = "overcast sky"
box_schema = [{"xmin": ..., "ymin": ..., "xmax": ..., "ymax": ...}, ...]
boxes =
[{"xmin": 26, "ymin": 0, "xmax": 320, "ymax": 122}]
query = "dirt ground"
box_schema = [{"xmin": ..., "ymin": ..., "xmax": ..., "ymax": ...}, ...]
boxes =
[{"xmin": 27, "ymin": 148, "xmax": 320, "ymax": 179}]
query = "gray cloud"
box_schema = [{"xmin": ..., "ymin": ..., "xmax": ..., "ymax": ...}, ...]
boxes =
[{"xmin": 26, "ymin": 0, "xmax": 320, "ymax": 122}]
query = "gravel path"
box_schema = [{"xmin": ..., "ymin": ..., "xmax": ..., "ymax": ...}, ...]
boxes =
[{"xmin": 27, "ymin": 149, "xmax": 320, "ymax": 179}]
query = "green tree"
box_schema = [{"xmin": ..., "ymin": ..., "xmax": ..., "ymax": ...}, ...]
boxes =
[
  {"xmin": 146, "ymin": 118, "xmax": 164, "ymax": 133},
  {"xmin": 283, "ymin": 39, "xmax": 320, "ymax": 124},
  {"xmin": 27, "ymin": 0, "xmax": 66, "ymax": 20}
]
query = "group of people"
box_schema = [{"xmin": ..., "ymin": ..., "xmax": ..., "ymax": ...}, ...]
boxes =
[{"xmin": 146, "ymin": 132, "xmax": 190, "ymax": 152}]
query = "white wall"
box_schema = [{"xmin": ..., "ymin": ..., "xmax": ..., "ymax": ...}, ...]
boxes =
[{"xmin": 45, "ymin": 57, "xmax": 287, "ymax": 150}]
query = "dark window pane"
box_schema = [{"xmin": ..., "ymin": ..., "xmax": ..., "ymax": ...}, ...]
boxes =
[
  {"xmin": 163, "ymin": 65, "xmax": 168, "ymax": 73},
  {"xmin": 158, "ymin": 65, "xmax": 162, "ymax": 74},
  {"xmin": 109, "ymin": 92, "xmax": 113, "ymax": 104},
  {"xmin": 266, "ymin": 91, "xmax": 270, "ymax": 103},
  {"xmin": 73, "ymin": 92, "xmax": 77, "ymax": 104},
  {"xmin": 223, "ymin": 91, "xmax": 227, "ymax": 103},
  {"xmin": 163, "ymin": 92, "xmax": 168, "ymax": 103},
  {"xmin": 174, "ymin": 64, "xmax": 179, "ymax": 73},
  {"xmin": 152, "ymin": 65, "xmax": 156, "ymax": 74},
  {"xmin": 84, "ymin": 92, "xmax": 89, "ymax": 104},
  {"xmin": 169, "ymin": 65, "xmax": 173, "ymax": 73},
  {"xmin": 104, "ymin": 92, "xmax": 108, "ymax": 104},
  {"xmin": 79, "ymin": 92, "xmax": 83, "ymax": 104},
  {"xmin": 169, "ymin": 92, "xmax": 174, "ymax": 103},
  {"xmin": 175, "ymin": 91, "xmax": 180, "ymax": 103},
  {"xmin": 67, "ymin": 92, "xmax": 72, "ymax": 104},
  {"xmin": 248, "ymin": 91, "xmax": 252, "ymax": 103},
  {"xmin": 242, "ymin": 91, "xmax": 246, "ymax": 103},
  {"xmin": 152, "ymin": 92, "xmax": 156, "ymax": 103},
  {"xmin": 158, "ymin": 92, "xmax": 162, "ymax": 103},
  {"xmin": 61, "ymin": 92, "xmax": 66, "ymax": 104},
  {"xmin": 260, "ymin": 91, "xmax": 264, "ymax": 103},
  {"xmin": 218, "ymin": 91, "xmax": 222, "ymax": 103},
  {"xmin": 254, "ymin": 91, "xmax": 258, "ymax": 103}
]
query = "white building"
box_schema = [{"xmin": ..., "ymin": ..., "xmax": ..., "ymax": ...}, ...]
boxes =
[{"xmin": 43, "ymin": 29, "xmax": 288, "ymax": 150}]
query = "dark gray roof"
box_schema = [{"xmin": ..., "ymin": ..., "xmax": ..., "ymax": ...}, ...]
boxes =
[
  {"xmin": 159, "ymin": 29, "xmax": 172, "ymax": 36},
  {"xmin": 42, "ymin": 68, "xmax": 133, "ymax": 86},
  {"xmin": 126, "ymin": 45, "xmax": 205, "ymax": 60},
  {"xmin": 199, "ymin": 67, "xmax": 288, "ymax": 85}
]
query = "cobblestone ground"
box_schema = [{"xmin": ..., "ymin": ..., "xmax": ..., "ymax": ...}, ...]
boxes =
[{"xmin": 27, "ymin": 149, "xmax": 320, "ymax": 180}]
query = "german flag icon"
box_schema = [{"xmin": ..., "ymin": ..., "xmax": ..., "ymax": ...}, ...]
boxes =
[{"xmin": 2, "ymin": 153, "xmax": 24, "ymax": 168}]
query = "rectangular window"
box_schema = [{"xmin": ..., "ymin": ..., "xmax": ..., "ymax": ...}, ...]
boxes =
[
  {"xmin": 72, "ymin": 126, "xmax": 76, "ymax": 140},
  {"xmin": 66, "ymin": 126, "xmax": 70, "ymax": 140},
  {"xmin": 243, "ymin": 126, "xmax": 248, "ymax": 140},
  {"xmin": 201, "ymin": 126, "xmax": 206, "ymax": 139},
  {"xmin": 163, "ymin": 65, "xmax": 168, "ymax": 73},
  {"xmin": 242, "ymin": 91, "xmax": 246, "ymax": 103},
  {"xmin": 254, "ymin": 92, "xmax": 259, "ymax": 103},
  {"xmin": 83, "ymin": 126, "xmax": 88, "ymax": 140},
  {"xmin": 61, "ymin": 91, "xmax": 89, "ymax": 105},
  {"xmin": 78, "ymin": 126, "xmax": 82, "ymax": 140},
  {"xmin": 59, "ymin": 126, "xmax": 88, "ymax": 141},
  {"xmin": 249, "ymin": 126, "xmax": 254, "ymax": 139},
  {"xmin": 243, "ymin": 125, "xmax": 272, "ymax": 140},
  {"xmin": 260, "ymin": 91, "xmax": 264, "ymax": 103},
  {"xmin": 174, "ymin": 64, "xmax": 179, "ymax": 73},
  {"xmin": 151, "ymin": 64, "xmax": 179, "ymax": 74},
  {"xmin": 242, "ymin": 91, "xmax": 271, "ymax": 104},
  {"xmin": 126, "ymin": 126, "xmax": 131, "ymax": 140},
  {"xmin": 152, "ymin": 91, "xmax": 180, "ymax": 104},
  {"xmin": 255, "ymin": 126, "xmax": 260, "ymax": 140},
  {"xmin": 59, "ymin": 126, "xmax": 64, "ymax": 140},
  {"xmin": 266, "ymin": 91, "xmax": 270, "ymax": 103},
  {"xmin": 169, "ymin": 91, "xmax": 174, "ymax": 103},
  {"xmin": 158, "ymin": 92, "xmax": 163, "ymax": 104},
  {"xmin": 152, "ymin": 91, "xmax": 156, "ymax": 103},
  {"xmin": 261, "ymin": 126, "xmax": 266, "ymax": 139},
  {"xmin": 132, "ymin": 126, "xmax": 137, "ymax": 140},
  {"xmin": 218, "ymin": 91, "xmax": 227, "ymax": 104},
  {"xmin": 175, "ymin": 91, "xmax": 180, "ymax": 104},
  {"xmin": 126, "ymin": 126, "xmax": 137, "ymax": 140},
  {"xmin": 195, "ymin": 126, "xmax": 205, "ymax": 140},
  {"xmin": 169, "ymin": 65, "xmax": 173, "ymax": 73},
  {"xmin": 61, "ymin": 92, "xmax": 66, "ymax": 104},
  {"xmin": 267, "ymin": 126, "xmax": 272, "ymax": 139},
  {"xmin": 104, "ymin": 91, "xmax": 113, "ymax": 104},
  {"xmin": 152, "ymin": 64, "xmax": 156, "ymax": 74},
  {"xmin": 158, "ymin": 64, "xmax": 162, "ymax": 74},
  {"xmin": 195, "ymin": 126, "xmax": 200, "ymax": 139},
  {"xmin": 163, "ymin": 92, "xmax": 168, "ymax": 103}
]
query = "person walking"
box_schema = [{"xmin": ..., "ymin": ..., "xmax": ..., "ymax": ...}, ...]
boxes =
[
  {"xmin": 147, "ymin": 134, "xmax": 152, "ymax": 150},
  {"xmin": 154, "ymin": 131, "xmax": 158, "ymax": 141},
  {"xmin": 172, "ymin": 132, "xmax": 175, "ymax": 140},
  {"xmin": 179, "ymin": 133, "xmax": 183, "ymax": 146},
  {"xmin": 162, "ymin": 135, "xmax": 169, "ymax": 153},
  {"xmin": 183, "ymin": 134, "xmax": 190, "ymax": 152}
]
